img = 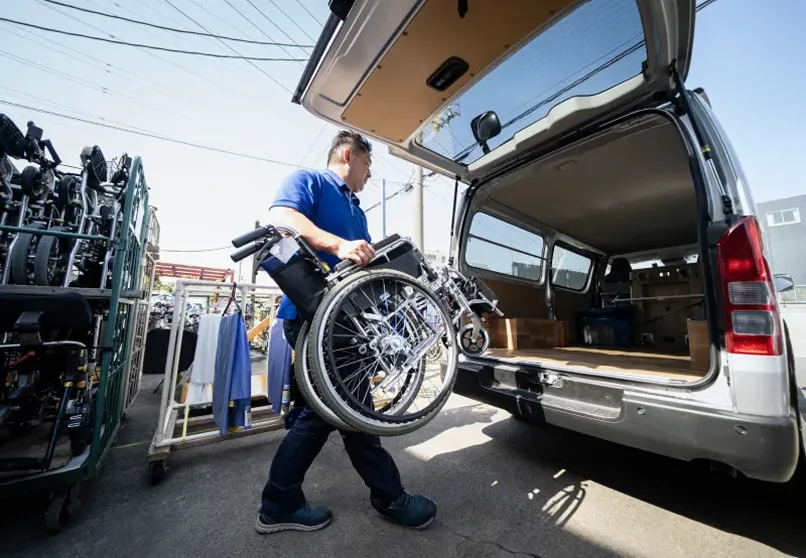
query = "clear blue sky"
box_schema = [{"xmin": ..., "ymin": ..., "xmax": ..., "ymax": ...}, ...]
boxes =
[{"xmin": 1, "ymin": 0, "xmax": 804, "ymax": 279}]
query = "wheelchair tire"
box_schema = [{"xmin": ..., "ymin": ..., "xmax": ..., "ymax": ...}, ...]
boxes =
[
  {"xmin": 33, "ymin": 226, "xmax": 71, "ymax": 286},
  {"xmin": 293, "ymin": 321, "xmax": 354, "ymax": 432},
  {"xmin": 308, "ymin": 269, "xmax": 458, "ymax": 436},
  {"xmin": 8, "ymin": 223, "xmax": 45, "ymax": 285},
  {"xmin": 458, "ymin": 323, "xmax": 490, "ymax": 356}
]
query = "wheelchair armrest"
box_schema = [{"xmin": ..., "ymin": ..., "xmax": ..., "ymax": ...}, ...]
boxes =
[{"xmin": 333, "ymin": 234, "xmax": 402, "ymax": 272}]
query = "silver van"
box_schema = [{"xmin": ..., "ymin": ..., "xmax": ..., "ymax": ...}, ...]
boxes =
[{"xmin": 293, "ymin": 0, "xmax": 804, "ymax": 482}]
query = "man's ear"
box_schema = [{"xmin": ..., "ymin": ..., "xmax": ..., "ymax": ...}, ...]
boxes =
[{"xmin": 341, "ymin": 147, "xmax": 352, "ymax": 164}]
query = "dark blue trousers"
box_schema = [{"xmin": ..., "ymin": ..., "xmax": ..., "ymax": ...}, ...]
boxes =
[{"xmin": 260, "ymin": 320, "xmax": 404, "ymax": 517}]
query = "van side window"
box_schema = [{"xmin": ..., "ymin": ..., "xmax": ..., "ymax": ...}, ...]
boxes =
[
  {"xmin": 465, "ymin": 212, "xmax": 544, "ymax": 281},
  {"xmin": 551, "ymin": 245, "xmax": 592, "ymax": 291}
]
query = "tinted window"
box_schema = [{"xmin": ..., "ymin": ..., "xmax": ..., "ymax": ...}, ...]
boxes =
[
  {"xmin": 419, "ymin": 0, "xmax": 646, "ymax": 164},
  {"xmin": 552, "ymin": 246, "xmax": 592, "ymax": 290},
  {"xmin": 465, "ymin": 213, "xmax": 544, "ymax": 281}
]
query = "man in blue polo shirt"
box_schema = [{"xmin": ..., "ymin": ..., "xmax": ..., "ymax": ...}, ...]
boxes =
[{"xmin": 256, "ymin": 131, "xmax": 437, "ymax": 534}]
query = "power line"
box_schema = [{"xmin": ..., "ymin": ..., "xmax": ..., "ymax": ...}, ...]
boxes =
[
  {"xmin": 161, "ymin": 0, "xmax": 293, "ymax": 94},
  {"xmin": 160, "ymin": 245, "xmax": 232, "ymax": 253},
  {"xmin": 0, "ymin": 18, "xmax": 308, "ymax": 61},
  {"xmin": 1, "ymin": 22, "xmax": 182, "ymax": 98},
  {"xmin": 0, "ymin": 100, "xmax": 409, "ymax": 182},
  {"xmin": 0, "ymin": 99, "xmax": 310, "ymax": 169},
  {"xmin": 264, "ymin": 0, "xmax": 317, "ymax": 43},
  {"xmin": 294, "ymin": 0, "xmax": 325, "ymax": 26},
  {"xmin": 222, "ymin": 0, "xmax": 305, "ymax": 70},
  {"xmin": 91, "ymin": 0, "xmax": 258, "ymax": 97},
  {"xmin": 39, "ymin": 0, "xmax": 313, "ymax": 47}
]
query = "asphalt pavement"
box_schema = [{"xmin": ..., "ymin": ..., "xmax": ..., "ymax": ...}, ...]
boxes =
[
  {"xmin": 3, "ymin": 308, "xmax": 806, "ymax": 556},
  {"xmin": 2, "ymin": 368, "xmax": 804, "ymax": 558}
]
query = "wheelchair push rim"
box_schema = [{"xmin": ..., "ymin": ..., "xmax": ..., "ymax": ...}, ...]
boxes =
[{"xmin": 308, "ymin": 269, "xmax": 457, "ymax": 435}]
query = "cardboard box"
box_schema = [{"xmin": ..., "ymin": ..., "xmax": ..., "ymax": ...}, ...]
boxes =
[
  {"xmin": 687, "ymin": 319, "xmax": 710, "ymax": 371},
  {"xmin": 487, "ymin": 317, "xmax": 569, "ymax": 350}
]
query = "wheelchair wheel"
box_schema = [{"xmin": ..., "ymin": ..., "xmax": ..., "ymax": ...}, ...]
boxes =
[
  {"xmin": 308, "ymin": 269, "xmax": 458, "ymax": 436},
  {"xmin": 8, "ymin": 223, "xmax": 45, "ymax": 285},
  {"xmin": 458, "ymin": 323, "xmax": 490, "ymax": 356},
  {"xmin": 33, "ymin": 226, "xmax": 71, "ymax": 286},
  {"xmin": 293, "ymin": 321, "xmax": 354, "ymax": 432}
]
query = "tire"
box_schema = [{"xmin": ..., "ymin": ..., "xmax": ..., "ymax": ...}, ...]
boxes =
[
  {"xmin": 149, "ymin": 461, "xmax": 166, "ymax": 485},
  {"xmin": 459, "ymin": 323, "xmax": 490, "ymax": 356},
  {"xmin": 293, "ymin": 322, "xmax": 354, "ymax": 431},
  {"xmin": 9, "ymin": 223, "xmax": 45, "ymax": 285},
  {"xmin": 308, "ymin": 269, "xmax": 458, "ymax": 436},
  {"xmin": 33, "ymin": 226, "xmax": 71, "ymax": 286}
]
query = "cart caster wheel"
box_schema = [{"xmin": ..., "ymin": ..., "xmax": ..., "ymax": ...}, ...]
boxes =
[
  {"xmin": 45, "ymin": 493, "xmax": 71, "ymax": 534},
  {"xmin": 149, "ymin": 461, "xmax": 166, "ymax": 485}
]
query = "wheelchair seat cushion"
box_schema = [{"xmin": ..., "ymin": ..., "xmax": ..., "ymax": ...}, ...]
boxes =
[{"xmin": 0, "ymin": 292, "xmax": 93, "ymax": 332}]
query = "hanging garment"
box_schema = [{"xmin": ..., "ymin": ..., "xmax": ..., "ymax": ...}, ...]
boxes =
[
  {"xmin": 212, "ymin": 312, "xmax": 253, "ymax": 435},
  {"xmin": 186, "ymin": 314, "xmax": 222, "ymax": 403},
  {"xmin": 266, "ymin": 318, "xmax": 293, "ymax": 414}
]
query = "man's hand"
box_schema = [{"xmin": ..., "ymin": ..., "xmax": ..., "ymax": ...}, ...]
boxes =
[{"xmin": 336, "ymin": 239, "xmax": 375, "ymax": 267}]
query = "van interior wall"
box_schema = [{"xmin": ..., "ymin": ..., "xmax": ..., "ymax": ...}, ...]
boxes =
[{"xmin": 471, "ymin": 114, "xmax": 710, "ymax": 380}]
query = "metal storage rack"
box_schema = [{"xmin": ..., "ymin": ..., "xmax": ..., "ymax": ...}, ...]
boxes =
[{"xmin": 0, "ymin": 155, "xmax": 153, "ymax": 531}]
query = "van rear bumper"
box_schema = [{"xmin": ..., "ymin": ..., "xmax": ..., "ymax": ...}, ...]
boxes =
[{"xmin": 454, "ymin": 362, "xmax": 800, "ymax": 483}]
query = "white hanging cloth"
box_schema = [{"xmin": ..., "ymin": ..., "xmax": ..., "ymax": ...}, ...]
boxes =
[{"xmin": 186, "ymin": 313, "xmax": 223, "ymax": 403}]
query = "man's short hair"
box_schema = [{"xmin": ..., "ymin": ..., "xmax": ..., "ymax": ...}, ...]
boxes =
[{"xmin": 327, "ymin": 130, "xmax": 372, "ymax": 165}]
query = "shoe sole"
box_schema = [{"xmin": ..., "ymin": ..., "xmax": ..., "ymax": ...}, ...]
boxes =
[
  {"xmin": 375, "ymin": 509, "xmax": 436, "ymax": 530},
  {"xmin": 255, "ymin": 516, "xmax": 331, "ymax": 534}
]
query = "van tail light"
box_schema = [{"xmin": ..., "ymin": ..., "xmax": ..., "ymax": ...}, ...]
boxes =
[{"xmin": 717, "ymin": 216, "xmax": 782, "ymax": 356}]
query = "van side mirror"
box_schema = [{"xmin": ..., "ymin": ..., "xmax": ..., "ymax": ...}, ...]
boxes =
[
  {"xmin": 773, "ymin": 274, "xmax": 795, "ymax": 293},
  {"xmin": 470, "ymin": 111, "xmax": 501, "ymax": 155}
]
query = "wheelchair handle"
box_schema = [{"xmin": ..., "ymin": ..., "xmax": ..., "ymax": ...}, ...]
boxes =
[
  {"xmin": 231, "ymin": 225, "xmax": 272, "ymax": 248},
  {"xmin": 230, "ymin": 241, "xmax": 264, "ymax": 263},
  {"xmin": 332, "ymin": 233, "xmax": 402, "ymax": 272}
]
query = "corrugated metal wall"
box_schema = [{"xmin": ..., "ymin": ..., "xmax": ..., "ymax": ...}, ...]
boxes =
[{"xmin": 757, "ymin": 194, "xmax": 806, "ymax": 284}]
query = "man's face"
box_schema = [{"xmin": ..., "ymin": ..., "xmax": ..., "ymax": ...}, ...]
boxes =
[{"xmin": 344, "ymin": 147, "xmax": 372, "ymax": 193}]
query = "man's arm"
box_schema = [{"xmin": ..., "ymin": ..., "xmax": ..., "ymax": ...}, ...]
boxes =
[{"xmin": 269, "ymin": 206, "xmax": 375, "ymax": 266}]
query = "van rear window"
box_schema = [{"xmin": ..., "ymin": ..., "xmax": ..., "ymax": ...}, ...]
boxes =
[
  {"xmin": 464, "ymin": 213, "xmax": 545, "ymax": 281},
  {"xmin": 419, "ymin": 0, "xmax": 647, "ymax": 164}
]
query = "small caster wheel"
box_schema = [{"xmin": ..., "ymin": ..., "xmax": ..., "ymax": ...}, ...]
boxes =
[
  {"xmin": 149, "ymin": 461, "xmax": 166, "ymax": 485},
  {"xmin": 45, "ymin": 492, "xmax": 72, "ymax": 534}
]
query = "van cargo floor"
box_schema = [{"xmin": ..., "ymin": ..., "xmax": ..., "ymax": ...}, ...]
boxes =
[{"xmin": 483, "ymin": 346, "xmax": 706, "ymax": 380}]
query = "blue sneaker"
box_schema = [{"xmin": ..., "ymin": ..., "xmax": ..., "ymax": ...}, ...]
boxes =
[
  {"xmin": 372, "ymin": 492, "xmax": 437, "ymax": 529},
  {"xmin": 255, "ymin": 503, "xmax": 332, "ymax": 534}
]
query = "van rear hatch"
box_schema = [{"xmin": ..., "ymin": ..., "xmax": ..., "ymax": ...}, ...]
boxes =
[{"xmin": 293, "ymin": 0, "xmax": 695, "ymax": 183}]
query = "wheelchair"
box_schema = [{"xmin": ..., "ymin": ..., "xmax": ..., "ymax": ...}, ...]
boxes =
[
  {"xmin": 230, "ymin": 224, "xmax": 503, "ymax": 436},
  {"xmin": 0, "ymin": 292, "xmax": 95, "ymax": 473},
  {"xmin": 0, "ymin": 113, "xmax": 128, "ymax": 288}
]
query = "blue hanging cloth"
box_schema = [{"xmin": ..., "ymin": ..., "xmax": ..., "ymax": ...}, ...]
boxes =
[
  {"xmin": 213, "ymin": 312, "xmax": 252, "ymax": 435},
  {"xmin": 267, "ymin": 318, "xmax": 293, "ymax": 414}
]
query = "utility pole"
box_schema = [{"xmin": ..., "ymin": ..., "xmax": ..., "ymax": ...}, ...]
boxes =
[
  {"xmin": 414, "ymin": 163, "xmax": 424, "ymax": 252},
  {"xmin": 381, "ymin": 179, "xmax": 387, "ymax": 238},
  {"xmin": 251, "ymin": 220, "xmax": 260, "ymax": 285}
]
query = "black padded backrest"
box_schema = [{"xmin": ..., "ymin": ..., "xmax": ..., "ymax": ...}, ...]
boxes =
[
  {"xmin": 0, "ymin": 292, "xmax": 92, "ymax": 332},
  {"xmin": 605, "ymin": 258, "xmax": 632, "ymax": 283}
]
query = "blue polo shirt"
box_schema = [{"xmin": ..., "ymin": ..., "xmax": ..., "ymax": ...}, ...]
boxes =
[{"xmin": 271, "ymin": 169, "xmax": 371, "ymax": 321}]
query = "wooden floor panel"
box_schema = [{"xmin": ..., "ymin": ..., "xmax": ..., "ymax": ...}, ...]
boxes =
[{"xmin": 484, "ymin": 346, "xmax": 706, "ymax": 380}]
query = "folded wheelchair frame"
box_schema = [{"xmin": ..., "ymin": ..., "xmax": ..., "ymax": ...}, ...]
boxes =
[{"xmin": 229, "ymin": 223, "xmax": 503, "ymax": 436}]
